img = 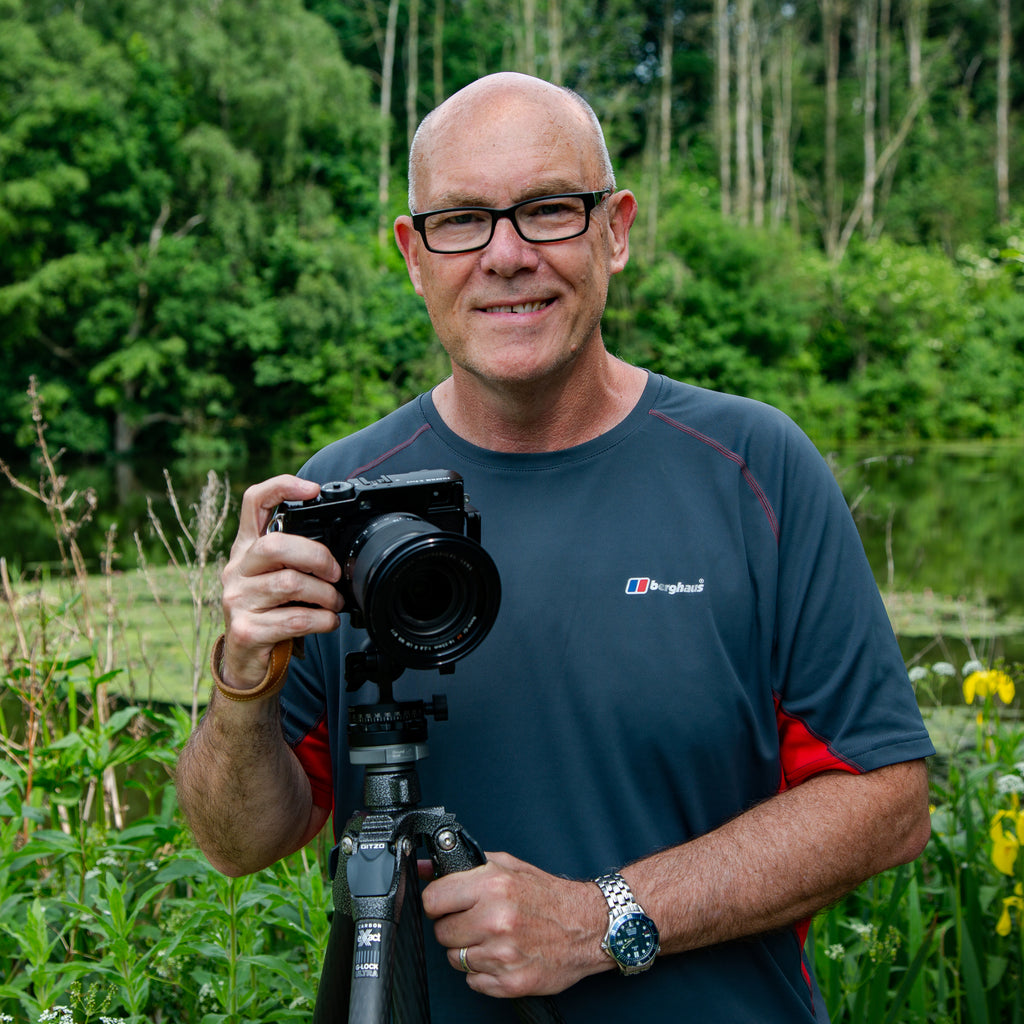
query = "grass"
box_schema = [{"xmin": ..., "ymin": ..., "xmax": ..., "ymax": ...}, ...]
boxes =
[{"xmin": 2, "ymin": 565, "xmax": 217, "ymax": 708}]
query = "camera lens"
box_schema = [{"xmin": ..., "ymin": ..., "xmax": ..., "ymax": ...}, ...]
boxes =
[{"xmin": 346, "ymin": 514, "xmax": 500, "ymax": 669}]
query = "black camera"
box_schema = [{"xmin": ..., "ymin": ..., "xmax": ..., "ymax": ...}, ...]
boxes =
[{"xmin": 269, "ymin": 470, "xmax": 500, "ymax": 671}]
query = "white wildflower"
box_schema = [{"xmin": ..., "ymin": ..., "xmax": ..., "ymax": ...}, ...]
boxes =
[
  {"xmin": 38, "ymin": 1009, "xmax": 74, "ymax": 1024},
  {"xmin": 825, "ymin": 943, "xmax": 845, "ymax": 961},
  {"xmin": 962, "ymin": 659, "xmax": 985, "ymax": 676},
  {"xmin": 996, "ymin": 774, "xmax": 1024, "ymax": 796},
  {"xmin": 908, "ymin": 666, "xmax": 929, "ymax": 682},
  {"xmin": 932, "ymin": 662, "xmax": 957, "ymax": 677}
]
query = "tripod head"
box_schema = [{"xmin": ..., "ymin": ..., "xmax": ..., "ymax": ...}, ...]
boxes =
[{"xmin": 344, "ymin": 642, "xmax": 449, "ymax": 769}]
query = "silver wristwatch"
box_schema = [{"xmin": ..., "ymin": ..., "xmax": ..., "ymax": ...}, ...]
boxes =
[{"xmin": 593, "ymin": 872, "xmax": 660, "ymax": 975}]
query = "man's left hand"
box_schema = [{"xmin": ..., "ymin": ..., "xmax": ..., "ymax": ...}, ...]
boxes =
[{"xmin": 420, "ymin": 851, "xmax": 610, "ymax": 998}]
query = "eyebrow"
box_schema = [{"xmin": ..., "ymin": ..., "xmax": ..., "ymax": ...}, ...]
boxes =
[{"xmin": 425, "ymin": 180, "xmax": 590, "ymax": 211}]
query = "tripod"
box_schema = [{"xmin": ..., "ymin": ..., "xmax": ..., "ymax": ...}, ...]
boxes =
[{"xmin": 312, "ymin": 644, "xmax": 565, "ymax": 1024}]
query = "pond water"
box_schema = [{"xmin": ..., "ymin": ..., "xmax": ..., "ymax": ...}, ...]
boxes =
[
  {"xmin": 2, "ymin": 441, "xmax": 1023, "ymax": 664},
  {"xmin": 832, "ymin": 443, "xmax": 1024, "ymax": 666}
]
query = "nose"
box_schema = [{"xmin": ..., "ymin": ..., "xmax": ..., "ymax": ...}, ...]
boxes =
[{"xmin": 478, "ymin": 215, "xmax": 540, "ymax": 277}]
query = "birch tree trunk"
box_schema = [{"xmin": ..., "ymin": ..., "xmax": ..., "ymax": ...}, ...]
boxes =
[
  {"xmin": 769, "ymin": 11, "xmax": 796, "ymax": 229},
  {"xmin": 377, "ymin": 0, "xmax": 399, "ymax": 248},
  {"xmin": 903, "ymin": 0, "xmax": 925, "ymax": 94},
  {"xmin": 646, "ymin": 0, "xmax": 674, "ymax": 260},
  {"xmin": 821, "ymin": 0, "xmax": 842, "ymax": 257},
  {"xmin": 734, "ymin": 0, "xmax": 753, "ymax": 223},
  {"xmin": 714, "ymin": 0, "xmax": 732, "ymax": 217},
  {"xmin": 750, "ymin": 27, "xmax": 766, "ymax": 227},
  {"xmin": 406, "ymin": 0, "xmax": 420, "ymax": 152},
  {"xmin": 520, "ymin": 0, "xmax": 537, "ymax": 73},
  {"xmin": 548, "ymin": 0, "xmax": 563, "ymax": 84},
  {"xmin": 996, "ymin": 0, "xmax": 1011, "ymax": 223},
  {"xmin": 433, "ymin": 0, "xmax": 445, "ymax": 107},
  {"xmin": 856, "ymin": 0, "xmax": 879, "ymax": 232}
]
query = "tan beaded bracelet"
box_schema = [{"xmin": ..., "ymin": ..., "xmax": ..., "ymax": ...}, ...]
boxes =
[{"xmin": 211, "ymin": 633, "xmax": 293, "ymax": 702}]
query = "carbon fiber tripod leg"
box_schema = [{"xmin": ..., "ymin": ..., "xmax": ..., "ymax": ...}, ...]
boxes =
[{"xmin": 311, "ymin": 905, "xmax": 353, "ymax": 1024}]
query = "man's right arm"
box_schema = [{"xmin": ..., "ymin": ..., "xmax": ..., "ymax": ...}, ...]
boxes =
[
  {"xmin": 176, "ymin": 688, "xmax": 331, "ymax": 876},
  {"xmin": 175, "ymin": 476, "xmax": 343, "ymax": 876}
]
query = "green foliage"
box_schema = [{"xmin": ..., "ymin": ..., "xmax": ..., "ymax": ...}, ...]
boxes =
[
  {"xmin": 1, "ymin": 0, "xmax": 1022, "ymax": 466},
  {"xmin": 813, "ymin": 660, "xmax": 1024, "ymax": 1024}
]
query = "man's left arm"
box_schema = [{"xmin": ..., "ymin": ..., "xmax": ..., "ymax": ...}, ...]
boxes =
[{"xmin": 421, "ymin": 758, "xmax": 931, "ymax": 999}]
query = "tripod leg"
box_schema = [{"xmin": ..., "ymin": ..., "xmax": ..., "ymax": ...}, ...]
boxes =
[
  {"xmin": 344, "ymin": 830, "xmax": 432, "ymax": 1024},
  {"xmin": 390, "ymin": 847, "xmax": 431, "ymax": 1024},
  {"xmin": 312, "ymin": 906, "xmax": 354, "ymax": 1024}
]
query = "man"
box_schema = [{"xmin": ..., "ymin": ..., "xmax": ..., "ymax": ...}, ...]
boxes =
[{"xmin": 177, "ymin": 72, "xmax": 934, "ymax": 1022}]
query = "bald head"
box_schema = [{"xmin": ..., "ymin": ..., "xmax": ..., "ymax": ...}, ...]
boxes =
[{"xmin": 407, "ymin": 73, "xmax": 615, "ymax": 212}]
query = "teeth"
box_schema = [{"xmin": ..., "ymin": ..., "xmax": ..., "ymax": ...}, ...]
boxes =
[{"xmin": 489, "ymin": 301, "xmax": 547, "ymax": 314}]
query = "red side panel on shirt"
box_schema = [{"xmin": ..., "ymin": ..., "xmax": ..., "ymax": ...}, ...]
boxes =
[
  {"xmin": 774, "ymin": 693, "xmax": 862, "ymax": 791},
  {"xmin": 292, "ymin": 716, "xmax": 334, "ymax": 811},
  {"xmin": 774, "ymin": 695, "xmax": 861, "ymax": 1011}
]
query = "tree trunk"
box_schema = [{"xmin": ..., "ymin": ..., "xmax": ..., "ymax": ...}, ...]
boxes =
[
  {"xmin": 646, "ymin": 0, "xmax": 674, "ymax": 260},
  {"xmin": 377, "ymin": 0, "xmax": 399, "ymax": 249},
  {"xmin": 857, "ymin": 0, "xmax": 879, "ymax": 232},
  {"xmin": 735, "ymin": 0, "xmax": 752, "ymax": 223},
  {"xmin": 750, "ymin": 27, "xmax": 766, "ymax": 227},
  {"xmin": 433, "ymin": 0, "xmax": 445, "ymax": 107},
  {"xmin": 714, "ymin": 0, "xmax": 732, "ymax": 216},
  {"xmin": 406, "ymin": 0, "xmax": 420, "ymax": 152},
  {"xmin": 821, "ymin": 0, "xmax": 842, "ymax": 257},
  {"xmin": 996, "ymin": 0, "xmax": 1010, "ymax": 223},
  {"xmin": 548, "ymin": 0, "xmax": 563, "ymax": 84},
  {"xmin": 519, "ymin": 0, "xmax": 537, "ymax": 73},
  {"xmin": 903, "ymin": 0, "xmax": 925, "ymax": 94},
  {"xmin": 769, "ymin": 12, "xmax": 796, "ymax": 230}
]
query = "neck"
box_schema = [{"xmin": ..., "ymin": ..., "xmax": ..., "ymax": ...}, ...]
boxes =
[{"xmin": 432, "ymin": 351, "xmax": 648, "ymax": 453}]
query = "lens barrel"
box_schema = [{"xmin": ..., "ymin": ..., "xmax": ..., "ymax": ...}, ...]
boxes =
[{"xmin": 346, "ymin": 513, "xmax": 500, "ymax": 669}]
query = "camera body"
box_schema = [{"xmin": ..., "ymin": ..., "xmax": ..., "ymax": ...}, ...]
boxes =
[{"xmin": 270, "ymin": 470, "xmax": 500, "ymax": 671}]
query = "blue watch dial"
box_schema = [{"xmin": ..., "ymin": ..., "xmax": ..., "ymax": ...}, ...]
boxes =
[{"xmin": 608, "ymin": 911, "xmax": 659, "ymax": 966}]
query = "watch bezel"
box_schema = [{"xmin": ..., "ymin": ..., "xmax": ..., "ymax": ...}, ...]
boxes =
[{"xmin": 604, "ymin": 909, "xmax": 660, "ymax": 973}]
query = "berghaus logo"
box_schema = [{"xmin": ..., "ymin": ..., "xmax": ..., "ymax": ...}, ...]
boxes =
[{"xmin": 625, "ymin": 577, "xmax": 705, "ymax": 595}]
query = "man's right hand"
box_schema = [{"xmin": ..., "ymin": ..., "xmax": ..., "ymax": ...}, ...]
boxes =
[{"xmin": 219, "ymin": 475, "xmax": 345, "ymax": 691}]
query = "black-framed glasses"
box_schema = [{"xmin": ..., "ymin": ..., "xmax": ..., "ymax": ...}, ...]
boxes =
[{"xmin": 411, "ymin": 189, "xmax": 613, "ymax": 254}]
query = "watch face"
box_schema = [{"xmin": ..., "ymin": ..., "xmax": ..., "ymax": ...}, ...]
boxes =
[{"xmin": 608, "ymin": 912, "xmax": 660, "ymax": 968}]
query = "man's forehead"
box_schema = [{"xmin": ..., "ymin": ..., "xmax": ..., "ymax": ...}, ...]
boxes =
[{"xmin": 415, "ymin": 120, "xmax": 598, "ymax": 210}]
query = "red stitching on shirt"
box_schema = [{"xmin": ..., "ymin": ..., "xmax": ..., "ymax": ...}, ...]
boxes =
[
  {"xmin": 349, "ymin": 423, "xmax": 433, "ymax": 478},
  {"xmin": 648, "ymin": 409, "xmax": 780, "ymax": 542}
]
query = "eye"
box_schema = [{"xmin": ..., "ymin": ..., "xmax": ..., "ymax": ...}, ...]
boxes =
[
  {"xmin": 428, "ymin": 209, "xmax": 490, "ymax": 230},
  {"xmin": 526, "ymin": 200, "xmax": 576, "ymax": 218}
]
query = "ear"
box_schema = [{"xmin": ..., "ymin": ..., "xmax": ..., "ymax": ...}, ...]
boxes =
[
  {"xmin": 606, "ymin": 190, "xmax": 637, "ymax": 276},
  {"xmin": 394, "ymin": 216, "xmax": 425, "ymax": 296}
]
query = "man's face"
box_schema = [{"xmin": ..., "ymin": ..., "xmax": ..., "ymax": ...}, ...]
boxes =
[{"xmin": 395, "ymin": 88, "xmax": 635, "ymax": 395}]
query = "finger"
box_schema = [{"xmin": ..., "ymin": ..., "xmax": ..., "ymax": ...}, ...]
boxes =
[
  {"xmin": 450, "ymin": 945, "xmax": 481, "ymax": 975},
  {"xmin": 233, "ymin": 475, "xmax": 321, "ymax": 548},
  {"xmin": 240, "ymin": 532, "xmax": 343, "ymax": 592},
  {"xmin": 420, "ymin": 866, "xmax": 485, "ymax": 921}
]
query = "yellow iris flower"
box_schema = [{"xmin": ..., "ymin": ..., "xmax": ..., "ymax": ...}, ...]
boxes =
[
  {"xmin": 996, "ymin": 884, "xmax": 1024, "ymax": 937},
  {"xmin": 963, "ymin": 669, "xmax": 1016, "ymax": 704},
  {"xmin": 990, "ymin": 796, "xmax": 1023, "ymax": 877}
]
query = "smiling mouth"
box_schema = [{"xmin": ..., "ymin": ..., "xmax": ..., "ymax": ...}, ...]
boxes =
[{"xmin": 481, "ymin": 299, "xmax": 553, "ymax": 314}]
